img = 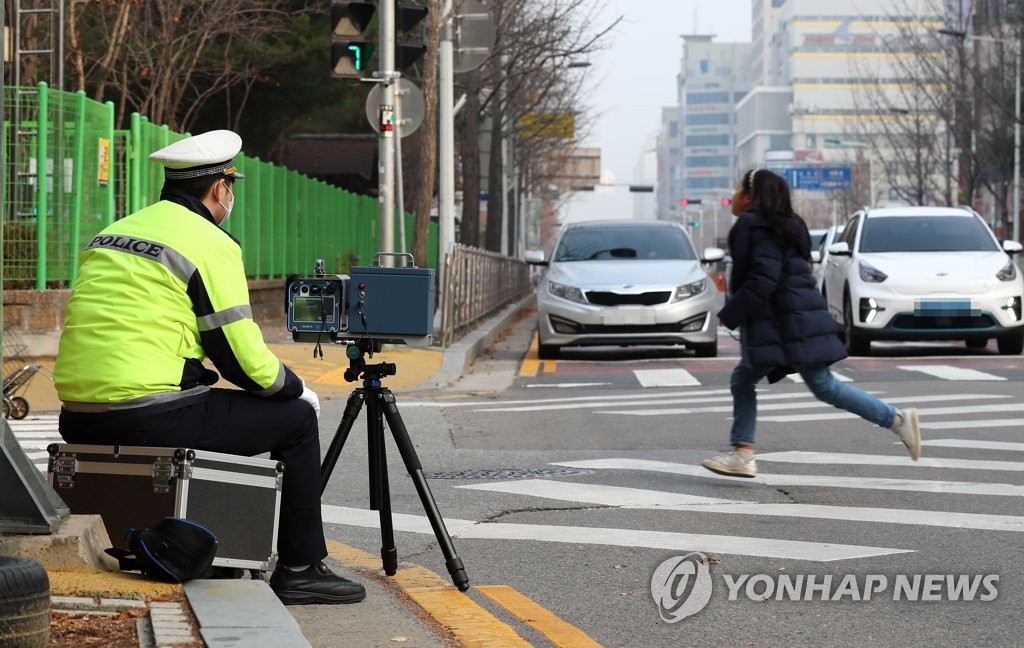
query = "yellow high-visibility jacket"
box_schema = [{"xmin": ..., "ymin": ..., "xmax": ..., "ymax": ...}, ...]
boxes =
[{"xmin": 55, "ymin": 199, "xmax": 301, "ymax": 411}]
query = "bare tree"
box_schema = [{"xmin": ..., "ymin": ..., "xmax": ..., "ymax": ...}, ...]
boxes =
[
  {"xmin": 461, "ymin": 0, "xmax": 615, "ymax": 252},
  {"xmin": 65, "ymin": 0, "xmax": 304, "ymax": 132}
]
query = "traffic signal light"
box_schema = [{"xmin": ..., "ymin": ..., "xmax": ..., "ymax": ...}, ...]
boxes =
[
  {"xmin": 679, "ymin": 198, "xmax": 702, "ymax": 206},
  {"xmin": 690, "ymin": 220, "xmax": 701, "ymax": 227},
  {"xmin": 721, "ymin": 197, "xmax": 732, "ymax": 207},
  {"xmin": 396, "ymin": 4, "xmax": 429, "ymax": 70},
  {"xmin": 331, "ymin": 2, "xmax": 377, "ymax": 79}
]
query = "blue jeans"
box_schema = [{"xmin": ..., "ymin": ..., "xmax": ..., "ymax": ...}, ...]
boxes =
[{"xmin": 729, "ymin": 363, "xmax": 897, "ymax": 448}]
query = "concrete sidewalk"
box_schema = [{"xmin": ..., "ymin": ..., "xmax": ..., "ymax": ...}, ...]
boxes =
[{"xmin": 3, "ymin": 298, "xmax": 530, "ymax": 647}]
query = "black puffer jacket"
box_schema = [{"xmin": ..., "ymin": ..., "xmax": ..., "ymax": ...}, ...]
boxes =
[{"xmin": 718, "ymin": 210, "xmax": 845, "ymax": 371}]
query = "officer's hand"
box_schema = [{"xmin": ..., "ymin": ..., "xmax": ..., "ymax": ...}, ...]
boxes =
[{"xmin": 299, "ymin": 382, "xmax": 321, "ymax": 418}]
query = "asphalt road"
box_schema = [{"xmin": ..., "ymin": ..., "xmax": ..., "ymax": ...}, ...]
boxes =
[{"xmin": 316, "ymin": 311, "xmax": 1024, "ymax": 647}]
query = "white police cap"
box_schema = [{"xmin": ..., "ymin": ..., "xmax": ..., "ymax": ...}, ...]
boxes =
[{"xmin": 149, "ymin": 129, "xmax": 246, "ymax": 180}]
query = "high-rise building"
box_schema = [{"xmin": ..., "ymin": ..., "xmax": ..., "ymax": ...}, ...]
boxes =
[{"xmin": 656, "ymin": 36, "xmax": 752, "ymax": 227}]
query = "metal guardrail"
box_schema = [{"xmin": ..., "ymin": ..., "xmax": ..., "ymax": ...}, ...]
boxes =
[{"xmin": 439, "ymin": 244, "xmax": 531, "ymax": 347}]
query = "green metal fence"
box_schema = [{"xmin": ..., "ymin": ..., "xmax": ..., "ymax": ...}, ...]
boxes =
[{"xmin": 2, "ymin": 82, "xmax": 436, "ymax": 289}]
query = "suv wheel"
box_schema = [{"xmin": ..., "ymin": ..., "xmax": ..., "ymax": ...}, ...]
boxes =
[{"xmin": 843, "ymin": 292, "xmax": 871, "ymax": 356}]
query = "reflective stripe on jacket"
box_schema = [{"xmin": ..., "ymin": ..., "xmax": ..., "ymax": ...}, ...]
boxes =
[{"xmin": 55, "ymin": 200, "xmax": 302, "ymax": 409}]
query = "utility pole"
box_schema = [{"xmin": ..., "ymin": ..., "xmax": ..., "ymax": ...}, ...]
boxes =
[{"xmin": 437, "ymin": 0, "xmax": 455, "ymax": 298}]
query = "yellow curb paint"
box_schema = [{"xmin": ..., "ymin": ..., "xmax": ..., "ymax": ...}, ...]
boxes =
[
  {"xmin": 325, "ymin": 541, "xmax": 529, "ymax": 646},
  {"xmin": 542, "ymin": 358, "xmax": 556, "ymax": 374},
  {"xmin": 519, "ymin": 333, "xmax": 541, "ymax": 377},
  {"xmin": 48, "ymin": 570, "xmax": 182, "ymax": 599},
  {"xmin": 476, "ymin": 585, "xmax": 602, "ymax": 647}
]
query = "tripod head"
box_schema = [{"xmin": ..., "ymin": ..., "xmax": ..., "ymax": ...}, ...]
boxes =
[{"xmin": 342, "ymin": 339, "xmax": 397, "ymax": 383}]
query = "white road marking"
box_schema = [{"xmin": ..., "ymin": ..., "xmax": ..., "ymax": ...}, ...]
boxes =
[
  {"xmin": 786, "ymin": 372, "xmax": 852, "ymax": 383},
  {"xmin": 396, "ymin": 388, "xmax": 733, "ymax": 408},
  {"xmin": 526, "ymin": 383, "xmax": 611, "ymax": 388},
  {"xmin": 483, "ymin": 391, "xmax": 813, "ymax": 413},
  {"xmin": 897, "ymin": 364, "xmax": 1007, "ymax": 381},
  {"xmin": 920, "ymin": 418, "xmax": 1024, "ymax": 430},
  {"xmin": 319, "ymin": 505, "xmax": 911, "ymax": 562},
  {"xmin": 554, "ymin": 458, "xmax": 1024, "ymax": 497},
  {"xmin": 921, "ymin": 439, "xmax": 1024, "ymax": 451},
  {"xmin": 757, "ymin": 451, "xmax": 1024, "ymax": 472},
  {"xmin": 758, "ymin": 402, "xmax": 1024, "ymax": 423},
  {"xmin": 596, "ymin": 393, "xmax": 1006, "ymax": 417},
  {"xmin": 633, "ymin": 369, "xmax": 700, "ymax": 387},
  {"xmin": 459, "ymin": 480, "xmax": 1024, "ymax": 533}
]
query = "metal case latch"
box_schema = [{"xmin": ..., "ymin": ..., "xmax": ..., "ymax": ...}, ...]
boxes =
[
  {"xmin": 53, "ymin": 455, "xmax": 79, "ymax": 489},
  {"xmin": 152, "ymin": 456, "xmax": 174, "ymax": 494}
]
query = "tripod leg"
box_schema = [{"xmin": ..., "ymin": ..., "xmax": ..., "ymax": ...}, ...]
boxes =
[
  {"xmin": 320, "ymin": 389, "xmax": 365, "ymax": 495},
  {"xmin": 380, "ymin": 389, "xmax": 470, "ymax": 591},
  {"xmin": 366, "ymin": 391, "xmax": 399, "ymax": 575}
]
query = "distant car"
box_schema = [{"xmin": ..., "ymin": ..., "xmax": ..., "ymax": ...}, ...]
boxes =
[
  {"xmin": 821, "ymin": 206, "xmax": 1024, "ymax": 355},
  {"xmin": 526, "ymin": 220, "xmax": 725, "ymax": 358},
  {"xmin": 811, "ymin": 224, "xmax": 845, "ymax": 294},
  {"xmin": 809, "ymin": 228, "xmax": 829, "ymax": 252}
]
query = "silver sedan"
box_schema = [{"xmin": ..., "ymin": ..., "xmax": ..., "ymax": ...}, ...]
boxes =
[{"xmin": 527, "ymin": 220, "xmax": 725, "ymax": 359}]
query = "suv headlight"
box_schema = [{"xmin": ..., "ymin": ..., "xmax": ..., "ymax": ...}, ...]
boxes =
[
  {"xmin": 996, "ymin": 259, "xmax": 1019, "ymax": 282},
  {"xmin": 547, "ymin": 280, "xmax": 587, "ymax": 304},
  {"xmin": 858, "ymin": 260, "xmax": 888, "ymax": 283},
  {"xmin": 672, "ymin": 278, "xmax": 707, "ymax": 302}
]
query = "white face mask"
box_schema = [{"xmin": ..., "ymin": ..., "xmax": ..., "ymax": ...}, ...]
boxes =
[{"xmin": 217, "ymin": 185, "xmax": 235, "ymax": 223}]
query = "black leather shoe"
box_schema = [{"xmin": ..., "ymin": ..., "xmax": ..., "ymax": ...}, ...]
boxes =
[{"xmin": 269, "ymin": 562, "xmax": 366, "ymax": 605}]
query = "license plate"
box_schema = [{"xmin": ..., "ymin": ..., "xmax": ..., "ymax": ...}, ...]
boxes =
[
  {"xmin": 913, "ymin": 299, "xmax": 978, "ymax": 317},
  {"xmin": 601, "ymin": 308, "xmax": 655, "ymax": 325}
]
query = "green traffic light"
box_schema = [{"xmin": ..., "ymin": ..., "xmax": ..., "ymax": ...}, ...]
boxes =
[{"xmin": 348, "ymin": 43, "xmax": 365, "ymax": 70}]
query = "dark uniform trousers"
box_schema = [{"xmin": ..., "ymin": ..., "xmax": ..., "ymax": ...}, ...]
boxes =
[{"xmin": 59, "ymin": 388, "xmax": 328, "ymax": 566}]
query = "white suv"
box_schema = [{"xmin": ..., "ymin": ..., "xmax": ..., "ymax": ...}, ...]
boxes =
[{"xmin": 821, "ymin": 206, "xmax": 1024, "ymax": 355}]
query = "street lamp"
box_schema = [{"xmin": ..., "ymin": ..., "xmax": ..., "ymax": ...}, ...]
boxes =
[{"xmin": 939, "ymin": 27, "xmax": 1021, "ymax": 242}]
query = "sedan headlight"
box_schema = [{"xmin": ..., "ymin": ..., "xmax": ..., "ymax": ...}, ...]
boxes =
[
  {"xmin": 996, "ymin": 259, "xmax": 1019, "ymax": 282},
  {"xmin": 672, "ymin": 278, "xmax": 707, "ymax": 302},
  {"xmin": 858, "ymin": 260, "xmax": 888, "ymax": 283},
  {"xmin": 547, "ymin": 280, "xmax": 587, "ymax": 304}
]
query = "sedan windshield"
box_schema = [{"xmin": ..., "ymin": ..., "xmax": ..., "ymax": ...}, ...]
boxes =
[
  {"xmin": 859, "ymin": 216, "xmax": 1000, "ymax": 253},
  {"xmin": 554, "ymin": 226, "xmax": 697, "ymax": 262}
]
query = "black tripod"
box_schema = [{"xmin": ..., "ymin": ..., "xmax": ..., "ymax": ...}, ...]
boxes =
[{"xmin": 319, "ymin": 339, "xmax": 469, "ymax": 591}]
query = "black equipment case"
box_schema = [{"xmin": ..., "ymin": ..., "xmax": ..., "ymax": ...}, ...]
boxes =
[{"xmin": 47, "ymin": 444, "xmax": 283, "ymax": 571}]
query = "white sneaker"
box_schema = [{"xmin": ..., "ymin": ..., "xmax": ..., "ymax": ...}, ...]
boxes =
[
  {"xmin": 702, "ymin": 451, "xmax": 757, "ymax": 478},
  {"xmin": 892, "ymin": 408, "xmax": 922, "ymax": 461}
]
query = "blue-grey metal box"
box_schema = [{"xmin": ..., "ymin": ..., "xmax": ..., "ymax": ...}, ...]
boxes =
[{"xmin": 348, "ymin": 265, "xmax": 435, "ymax": 335}]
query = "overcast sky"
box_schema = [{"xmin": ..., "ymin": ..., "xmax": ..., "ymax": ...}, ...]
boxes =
[{"xmin": 561, "ymin": 0, "xmax": 753, "ymax": 223}]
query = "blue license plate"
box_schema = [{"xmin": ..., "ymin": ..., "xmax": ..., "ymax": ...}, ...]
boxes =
[{"xmin": 913, "ymin": 299, "xmax": 978, "ymax": 316}]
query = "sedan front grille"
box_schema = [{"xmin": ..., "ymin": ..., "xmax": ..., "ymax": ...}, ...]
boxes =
[
  {"xmin": 585, "ymin": 291, "xmax": 671, "ymax": 306},
  {"xmin": 890, "ymin": 314, "xmax": 996, "ymax": 330}
]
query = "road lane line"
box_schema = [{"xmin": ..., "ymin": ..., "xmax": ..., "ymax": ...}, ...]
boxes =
[
  {"xmin": 320, "ymin": 505, "xmax": 910, "ymax": 561},
  {"xmin": 476, "ymin": 586, "xmax": 602, "ymax": 648},
  {"xmin": 398, "ymin": 388, "xmax": 734, "ymax": 407},
  {"xmin": 756, "ymin": 450, "xmax": 1024, "ymax": 471},
  {"xmin": 922, "ymin": 418, "xmax": 1024, "ymax": 430},
  {"xmin": 897, "ymin": 364, "xmax": 1007, "ymax": 381},
  {"xmin": 758, "ymin": 402, "xmax": 1024, "ymax": 422},
  {"xmin": 554, "ymin": 458, "xmax": 1024, "ymax": 497},
  {"xmin": 325, "ymin": 540, "xmax": 531, "ymax": 647},
  {"xmin": 923, "ymin": 439, "xmax": 1024, "ymax": 451},
  {"xmin": 595, "ymin": 393, "xmax": 1006, "ymax": 417},
  {"xmin": 787, "ymin": 371, "xmax": 852, "ymax": 383},
  {"xmin": 458, "ymin": 480, "xmax": 1024, "ymax": 533},
  {"xmin": 633, "ymin": 369, "xmax": 700, "ymax": 387},
  {"xmin": 519, "ymin": 333, "xmax": 542, "ymax": 377}
]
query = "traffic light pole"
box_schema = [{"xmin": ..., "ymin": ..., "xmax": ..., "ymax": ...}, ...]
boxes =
[
  {"xmin": 437, "ymin": 0, "xmax": 456, "ymax": 317},
  {"xmin": 378, "ymin": 0, "xmax": 397, "ymax": 266}
]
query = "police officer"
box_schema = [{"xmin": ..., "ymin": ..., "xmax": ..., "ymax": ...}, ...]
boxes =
[{"xmin": 54, "ymin": 130, "xmax": 365, "ymax": 605}]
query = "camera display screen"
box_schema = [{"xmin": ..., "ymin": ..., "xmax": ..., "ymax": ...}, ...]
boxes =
[{"xmin": 293, "ymin": 296, "xmax": 335, "ymax": 324}]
